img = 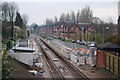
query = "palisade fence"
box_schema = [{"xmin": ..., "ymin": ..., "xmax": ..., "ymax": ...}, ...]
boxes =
[
  {"xmin": 97, "ymin": 50, "xmax": 120, "ymax": 77},
  {"xmin": 45, "ymin": 37, "xmax": 120, "ymax": 77},
  {"xmin": 42, "ymin": 38, "xmax": 96, "ymax": 66}
]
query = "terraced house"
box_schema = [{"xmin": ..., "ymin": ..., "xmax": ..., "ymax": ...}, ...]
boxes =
[{"xmin": 38, "ymin": 22, "xmax": 95, "ymax": 41}]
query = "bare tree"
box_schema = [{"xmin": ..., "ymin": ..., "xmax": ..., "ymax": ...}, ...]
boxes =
[
  {"xmin": 46, "ymin": 18, "xmax": 52, "ymax": 25},
  {"xmin": 2, "ymin": 2, "xmax": 18, "ymax": 22},
  {"xmin": 8, "ymin": 2, "xmax": 18, "ymax": 22},
  {"xmin": 22, "ymin": 14, "xmax": 29, "ymax": 27},
  {"xmin": 8, "ymin": 2, "xmax": 18, "ymax": 39},
  {"xmin": 76, "ymin": 10, "xmax": 80, "ymax": 22},
  {"xmin": 59, "ymin": 13, "xmax": 65, "ymax": 22},
  {"xmin": 79, "ymin": 6, "xmax": 93, "ymax": 23},
  {"xmin": 0, "ymin": 1, "xmax": 1, "ymax": 34},
  {"xmin": 92, "ymin": 17, "xmax": 102, "ymax": 24},
  {"xmin": 107, "ymin": 17, "xmax": 114, "ymax": 24},
  {"xmin": 65, "ymin": 12, "xmax": 70, "ymax": 22},
  {"xmin": 2, "ymin": 2, "xmax": 9, "ymax": 21},
  {"xmin": 0, "ymin": 3, "xmax": 1, "ymax": 34},
  {"xmin": 70, "ymin": 11, "xmax": 76, "ymax": 22},
  {"xmin": 54, "ymin": 16, "xmax": 58, "ymax": 22},
  {"xmin": 2, "ymin": 2, "xmax": 18, "ymax": 39}
]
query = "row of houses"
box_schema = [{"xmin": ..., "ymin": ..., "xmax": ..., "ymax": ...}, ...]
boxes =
[{"xmin": 38, "ymin": 22, "xmax": 95, "ymax": 41}]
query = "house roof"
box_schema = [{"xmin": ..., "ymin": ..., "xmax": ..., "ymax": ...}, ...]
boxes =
[
  {"xmin": 55, "ymin": 21, "xmax": 64, "ymax": 28},
  {"xmin": 97, "ymin": 42, "xmax": 120, "ymax": 48},
  {"xmin": 40, "ymin": 22, "xmax": 93, "ymax": 31},
  {"xmin": 76, "ymin": 23, "xmax": 92, "ymax": 31},
  {"xmin": 49, "ymin": 23, "xmax": 58, "ymax": 28},
  {"xmin": 64, "ymin": 22, "xmax": 75, "ymax": 28},
  {"xmin": 97, "ymin": 42, "xmax": 120, "ymax": 53},
  {"xmin": 12, "ymin": 47, "xmax": 35, "ymax": 52},
  {"xmin": 40, "ymin": 22, "xmax": 59, "ymax": 28}
]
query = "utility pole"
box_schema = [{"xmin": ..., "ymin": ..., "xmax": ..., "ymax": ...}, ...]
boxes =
[
  {"xmin": 102, "ymin": 27, "xmax": 109, "ymax": 43},
  {"xmin": 102, "ymin": 28, "xmax": 105, "ymax": 43},
  {"xmin": 82, "ymin": 27, "xmax": 84, "ymax": 42},
  {"xmin": 94, "ymin": 30, "xmax": 96, "ymax": 43}
]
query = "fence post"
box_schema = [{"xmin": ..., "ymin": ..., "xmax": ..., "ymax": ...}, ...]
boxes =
[
  {"xmin": 109, "ymin": 54, "xmax": 110, "ymax": 71},
  {"xmin": 118, "ymin": 56, "xmax": 119, "ymax": 77},
  {"xmin": 113, "ymin": 56, "xmax": 114, "ymax": 73}
]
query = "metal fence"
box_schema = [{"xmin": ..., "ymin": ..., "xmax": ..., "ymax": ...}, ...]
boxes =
[{"xmin": 44, "ymin": 38, "xmax": 97, "ymax": 66}]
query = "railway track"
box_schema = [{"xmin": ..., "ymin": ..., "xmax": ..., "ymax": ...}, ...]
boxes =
[
  {"xmin": 35, "ymin": 39, "xmax": 64, "ymax": 79},
  {"xmin": 40, "ymin": 38, "xmax": 89, "ymax": 79}
]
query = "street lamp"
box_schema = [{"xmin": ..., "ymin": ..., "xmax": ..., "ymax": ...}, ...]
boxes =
[
  {"xmin": 93, "ymin": 30, "xmax": 96, "ymax": 43},
  {"xmin": 102, "ymin": 27, "xmax": 109, "ymax": 43},
  {"xmin": 81, "ymin": 27, "xmax": 84, "ymax": 42}
]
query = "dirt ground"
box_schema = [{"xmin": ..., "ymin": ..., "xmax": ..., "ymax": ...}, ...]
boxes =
[{"xmin": 77, "ymin": 64, "xmax": 120, "ymax": 78}]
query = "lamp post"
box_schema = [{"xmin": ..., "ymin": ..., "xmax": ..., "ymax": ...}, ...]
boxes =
[
  {"xmin": 77, "ymin": 50, "xmax": 79, "ymax": 63},
  {"xmin": 102, "ymin": 27, "xmax": 109, "ymax": 43},
  {"xmin": 81, "ymin": 27, "xmax": 84, "ymax": 42},
  {"xmin": 94, "ymin": 30, "xmax": 96, "ymax": 43}
]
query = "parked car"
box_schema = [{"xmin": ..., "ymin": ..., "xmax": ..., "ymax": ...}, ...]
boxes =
[
  {"xmin": 77, "ymin": 40, "xmax": 86, "ymax": 45},
  {"xmin": 82, "ymin": 41, "xmax": 87, "ymax": 45},
  {"xmin": 47, "ymin": 37, "xmax": 53, "ymax": 40},
  {"xmin": 72, "ymin": 40, "xmax": 76, "ymax": 43},
  {"xmin": 59, "ymin": 37, "xmax": 65, "ymax": 41},
  {"xmin": 85, "ymin": 41, "xmax": 90, "ymax": 46},
  {"xmin": 76, "ymin": 40, "xmax": 81, "ymax": 44},
  {"xmin": 79, "ymin": 41, "xmax": 83, "ymax": 45},
  {"xmin": 87, "ymin": 42, "xmax": 96, "ymax": 47}
]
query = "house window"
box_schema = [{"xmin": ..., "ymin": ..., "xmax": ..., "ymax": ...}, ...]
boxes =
[
  {"xmin": 76, "ymin": 28, "xmax": 78, "ymax": 31},
  {"xmin": 61, "ymin": 25, "xmax": 63, "ymax": 27},
  {"xmin": 71, "ymin": 27, "xmax": 74, "ymax": 30},
  {"xmin": 88, "ymin": 28, "xmax": 91, "ymax": 31}
]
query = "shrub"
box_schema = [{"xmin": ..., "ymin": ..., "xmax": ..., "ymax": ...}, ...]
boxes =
[{"xmin": 2, "ymin": 55, "xmax": 13, "ymax": 79}]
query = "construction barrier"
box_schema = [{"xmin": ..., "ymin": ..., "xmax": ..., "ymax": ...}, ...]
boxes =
[{"xmin": 118, "ymin": 57, "xmax": 120, "ymax": 76}]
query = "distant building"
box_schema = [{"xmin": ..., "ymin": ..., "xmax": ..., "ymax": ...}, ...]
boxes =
[{"xmin": 39, "ymin": 21, "xmax": 95, "ymax": 41}]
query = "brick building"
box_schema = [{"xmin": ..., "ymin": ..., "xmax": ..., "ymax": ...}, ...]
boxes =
[{"xmin": 38, "ymin": 22, "xmax": 95, "ymax": 41}]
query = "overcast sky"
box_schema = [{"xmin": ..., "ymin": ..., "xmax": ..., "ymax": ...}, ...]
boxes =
[{"xmin": 3, "ymin": 0, "xmax": 120, "ymax": 25}]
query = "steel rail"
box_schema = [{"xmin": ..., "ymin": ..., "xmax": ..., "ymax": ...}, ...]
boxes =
[
  {"xmin": 40, "ymin": 38, "xmax": 90, "ymax": 80},
  {"xmin": 35, "ymin": 39, "xmax": 65, "ymax": 79}
]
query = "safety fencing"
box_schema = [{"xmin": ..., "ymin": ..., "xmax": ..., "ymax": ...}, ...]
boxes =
[{"xmin": 42, "ymin": 38, "xmax": 96, "ymax": 66}]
